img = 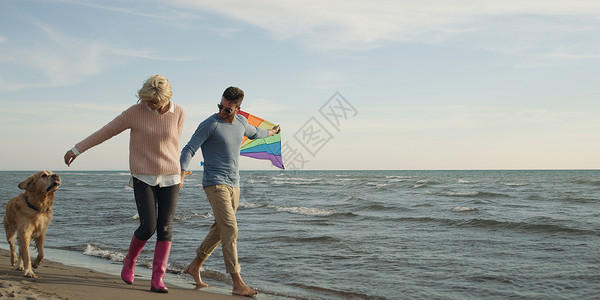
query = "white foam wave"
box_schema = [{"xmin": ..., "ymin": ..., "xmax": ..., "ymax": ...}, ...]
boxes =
[
  {"xmin": 239, "ymin": 202, "xmax": 262, "ymax": 208},
  {"xmin": 174, "ymin": 212, "xmax": 212, "ymax": 221},
  {"xmin": 503, "ymin": 182, "xmax": 527, "ymax": 186},
  {"xmin": 367, "ymin": 182, "xmax": 389, "ymax": 188},
  {"xmin": 337, "ymin": 178, "xmax": 357, "ymax": 181},
  {"xmin": 452, "ymin": 206, "xmax": 477, "ymax": 212},
  {"xmin": 447, "ymin": 191, "xmax": 479, "ymax": 196},
  {"xmin": 132, "ymin": 213, "xmax": 139, "ymax": 220},
  {"xmin": 247, "ymin": 176, "xmax": 322, "ymax": 186},
  {"xmin": 83, "ymin": 244, "xmax": 124, "ymax": 262},
  {"xmin": 413, "ymin": 180, "xmax": 429, "ymax": 188},
  {"xmin": 279, "ymin": 177, "xmax": 321, "ymax": 183},
  {"xmin": 389, "ymin": 178, "xmax": 410, "ymax": 182},
  {"xmin": 459, "ymin": 179, "xmax": 478, "ymax": 184},
  {"xmin": 268, "ymin": 205, "xmax": 336, "ymax": 216},
  {"xmin": 273, "ymin": 179, "xmax": 321, "ymax": 185},
  {"xmin": 386, "ymin": 176, "xmax": 412, "ymax": 181}
]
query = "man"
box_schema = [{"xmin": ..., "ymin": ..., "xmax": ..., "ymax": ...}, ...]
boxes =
[{"xmin": 179, "ymin": 86, "xmax": 280, "ymax": 297}]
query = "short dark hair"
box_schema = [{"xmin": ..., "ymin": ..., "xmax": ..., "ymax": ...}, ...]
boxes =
[{"xmin": 222, "ymin": 86, "xmax": 244, "ymax": 106}]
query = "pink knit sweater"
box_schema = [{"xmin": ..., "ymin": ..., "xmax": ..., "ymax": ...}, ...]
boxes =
[{"xmin": 75, "ymin": 103, "xmax": 185, "ymax": 175}]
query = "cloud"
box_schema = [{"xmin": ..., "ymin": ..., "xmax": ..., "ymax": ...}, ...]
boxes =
[
  {"xmin": 0, "ymin": 20, "xmax": 199, "ymax": 91},
  {"xmin": 241, "ymin": 98, "xmax": 291, "ymax": 114},
  {"xmin": 165, "ymin": 0, "xmax": 600, "ymax": 56},
  {"xmin": 55, "ymin": 0, "xmax": 198, "ymax": 21},
  {"xmin": 0, "ymin": 24, "xmax": 122, "ymax": 90},
  {"xmin": 301, "ymin": 70, "xmax": 354, "ymax": 90}
]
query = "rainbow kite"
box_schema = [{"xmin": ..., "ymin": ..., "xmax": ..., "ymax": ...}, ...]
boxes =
[{"xmin": 237, "ymin": 110, "xmax": 285, "ymax": 169}]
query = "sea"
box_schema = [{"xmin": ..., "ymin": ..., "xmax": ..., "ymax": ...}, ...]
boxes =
[{"xmin": 0, "ymin": 170, "xmax": 599, "ymax": 300}]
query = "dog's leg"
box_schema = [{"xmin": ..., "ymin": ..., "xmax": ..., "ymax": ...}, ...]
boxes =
[
  {"xmin": 17, "ymin": 228, "xmax": 35, "ymax": 278},
  {"xmin": 4, "ymin": 225, "xmax": 18, "ymax": 267},
  {"xmin": 32, "ymin": 235, "xmax": 45, "ymax": 269}
]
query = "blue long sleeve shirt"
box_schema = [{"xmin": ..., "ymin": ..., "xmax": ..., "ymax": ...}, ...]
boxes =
[{"xmin": 180, "ymin": 113, "xmax": 268, "ymax": 187}]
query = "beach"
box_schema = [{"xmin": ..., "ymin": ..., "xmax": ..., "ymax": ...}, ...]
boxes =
[
  {"xmin": 1, "ymin": 170, "xmax": 599, "ymax": 299},
  {"xmin": 0, "ymin": 248, "xmax": 246, "ymax": 300}
]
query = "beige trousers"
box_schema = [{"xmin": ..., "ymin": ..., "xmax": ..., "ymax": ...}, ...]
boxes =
[{"xmin": 196, "ymin": 184, "xmax": 241, "ymax": 274}]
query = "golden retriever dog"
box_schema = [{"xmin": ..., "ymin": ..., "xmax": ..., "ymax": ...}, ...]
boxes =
[{"xmin": 4, "ymin": 171, "xmax": 61, "ymax": 278}]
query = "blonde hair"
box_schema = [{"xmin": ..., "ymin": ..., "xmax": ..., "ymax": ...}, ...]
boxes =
[{"xmin": 137, "ymin": 74, "xmax": 172, "ymax": 104}]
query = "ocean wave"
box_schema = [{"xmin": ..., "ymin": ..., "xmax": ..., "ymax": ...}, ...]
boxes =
[
  {"xmin": 401, "ymin": 217, "xmax": 598, "ymax": 236},
  {"xmin": 563, "ymin": 196, "xmax": 598, "ymax": 203},
  {"xmin": 174, "ymin": 211, "xmax": 212, "ymax": 221},
  {"xmin": 502, "ymin": 182, "xmax": 528, "ymax": 187},
  {"xmin": 412, "ymin": 180, "xmax": 439, "ymax": 188},
  {"xmin": 82, "ymin": 244, "xmax": 124, "ymax": 262},
  {"xmin": 128, "ymin": 210, "xmax": 213, "ymax": 221},
  {"xmin": 60, "ymin": 172, "xmax": 92, "ymax": 176},
  {"xmin": 291, "ymin": 235, "xmax": 342, "ymax": 243},
  {"xmin": 472, "ymin": 219, "xmax": 598, "ymax": 236},
  {"xmin": 360, "ymin": 202, "xmax": 411, "ymax": 212},
  {"xmin": 240, "ymin": 201, "xmax": 350, "ymax": 217},
  {"xmin": 445, "ymin": 191, "xmax": 509, "ymax": 198},
  {"xmin": 81, "ymin": 244, "xmax": 186, "ymax": 277},
  {"xmin": 267, "ymin": 205, "xmax": 339, "ymax": 217},
  {"xmin": 264, "ymin": 177, "xmax": 322, "ymax": 185},
  {"xmin": 575, "ymin": 178, "xmax": 600, "ymax": 186},
  {"xmin": 386, "ymin": 175, "xmax": 413, "ymax": 182},
  {"xmin": 239, "ymin": 202, "xmax": 266, "ymax": 209},
  {"xmin": 291, "ymin": 282, "xmax": 385, "ymax": 300},
  {"xmin": 525, "ymin": 194, "xmax": 544, "ymax": 200},
  {"xmin": 337, "ymin": 178, "xmax": 358, "ymax": 182},
  {"xmin": 469, "ymin": 275, "xmax": 514, "ymax": 284},
  {"xmin": 452, "ymin": 206, "xmax": 477, "ymax": 212},
  {"xmin": 458, "ymin": 179, "xmax": 478, "ymax": 184},
  {"xmin": 366, "ymin": 182, "xmax": 390, "ymax": 188}
]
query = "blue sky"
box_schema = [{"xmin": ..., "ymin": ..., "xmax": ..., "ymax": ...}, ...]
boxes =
[{"xmin": 1, "ymin": 0, "xmax": 599, "ymax": 171}]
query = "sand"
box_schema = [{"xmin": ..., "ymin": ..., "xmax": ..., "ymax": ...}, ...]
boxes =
[{"xmin": 0, "ymin": 248, "xmax": 247, "ymax": 300}]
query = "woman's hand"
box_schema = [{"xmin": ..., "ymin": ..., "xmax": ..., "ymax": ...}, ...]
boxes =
[
  {"xmin": 180, "ymin": 170, "xmax": 191, "ymax": 189},
  {"xmin": 64, "ymin": 150, "xmax": 77, "ymax": 166}
]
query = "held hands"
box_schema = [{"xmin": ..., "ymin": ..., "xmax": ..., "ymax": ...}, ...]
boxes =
[
  {"xmin": 180, "ymin": 170, "xmax": 187, "ymax": 189},
  {"xmin": 64, "ymin": 150, "xmax": 77, "ymax": 167},
  {"xmin": 179, "ymin": 170, "xmax": 192, "ymax": 189}
]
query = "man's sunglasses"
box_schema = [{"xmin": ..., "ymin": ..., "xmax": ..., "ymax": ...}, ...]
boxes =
[{"xmin": 217, "ymin": 103, "xmax": 234, "ymax": 114}]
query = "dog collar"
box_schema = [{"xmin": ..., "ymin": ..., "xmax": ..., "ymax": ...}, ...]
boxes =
[{"xmin": 24, "ymin": 196, "xmax": 49, "ymax": 213}]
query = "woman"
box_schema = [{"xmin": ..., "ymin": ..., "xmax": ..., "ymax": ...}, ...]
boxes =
[{"xmin": 63, "ymin": 74, "xmax": 185, "ymax": 293}]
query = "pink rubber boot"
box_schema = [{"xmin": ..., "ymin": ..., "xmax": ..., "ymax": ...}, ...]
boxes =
[
  {"xmin": 121, "ymin": 235, "xmax": 147, "ymax": 284},
  {"xmin": 151, "ymin": 240, "xmax": 172, "ymax": 293}
]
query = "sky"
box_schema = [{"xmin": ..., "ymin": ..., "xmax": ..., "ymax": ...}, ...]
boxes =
[{"xmin": 1, "ymin": 0, "xmax": 599, "ymax": 171}]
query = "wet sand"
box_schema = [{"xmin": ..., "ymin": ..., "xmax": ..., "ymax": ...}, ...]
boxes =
[{"xmin": 0, "ymin": 248, "xmax": 246, "ymax": 300}]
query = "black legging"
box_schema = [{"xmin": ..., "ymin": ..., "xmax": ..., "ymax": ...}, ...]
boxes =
[{"xmin": 132, "ymin": 177, "xmax": 179, "ymax": 242}]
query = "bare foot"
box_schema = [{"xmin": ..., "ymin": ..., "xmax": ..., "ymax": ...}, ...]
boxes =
[
  {"xmin": 231, "ymin": 273, "xmax": 258, "ymax": 297},
  {"xmin": 184, "ymin": 265, "xmax": 208, "ymax": 289},
  {"xmin": 232, "ymin": 284, "xmax": 258, "ymax": 297}
]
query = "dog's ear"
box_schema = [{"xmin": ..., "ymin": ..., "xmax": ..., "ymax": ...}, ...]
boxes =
[{"xmin": 18, "ymin": 176, "xmax": 35, "ymax": 191}]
